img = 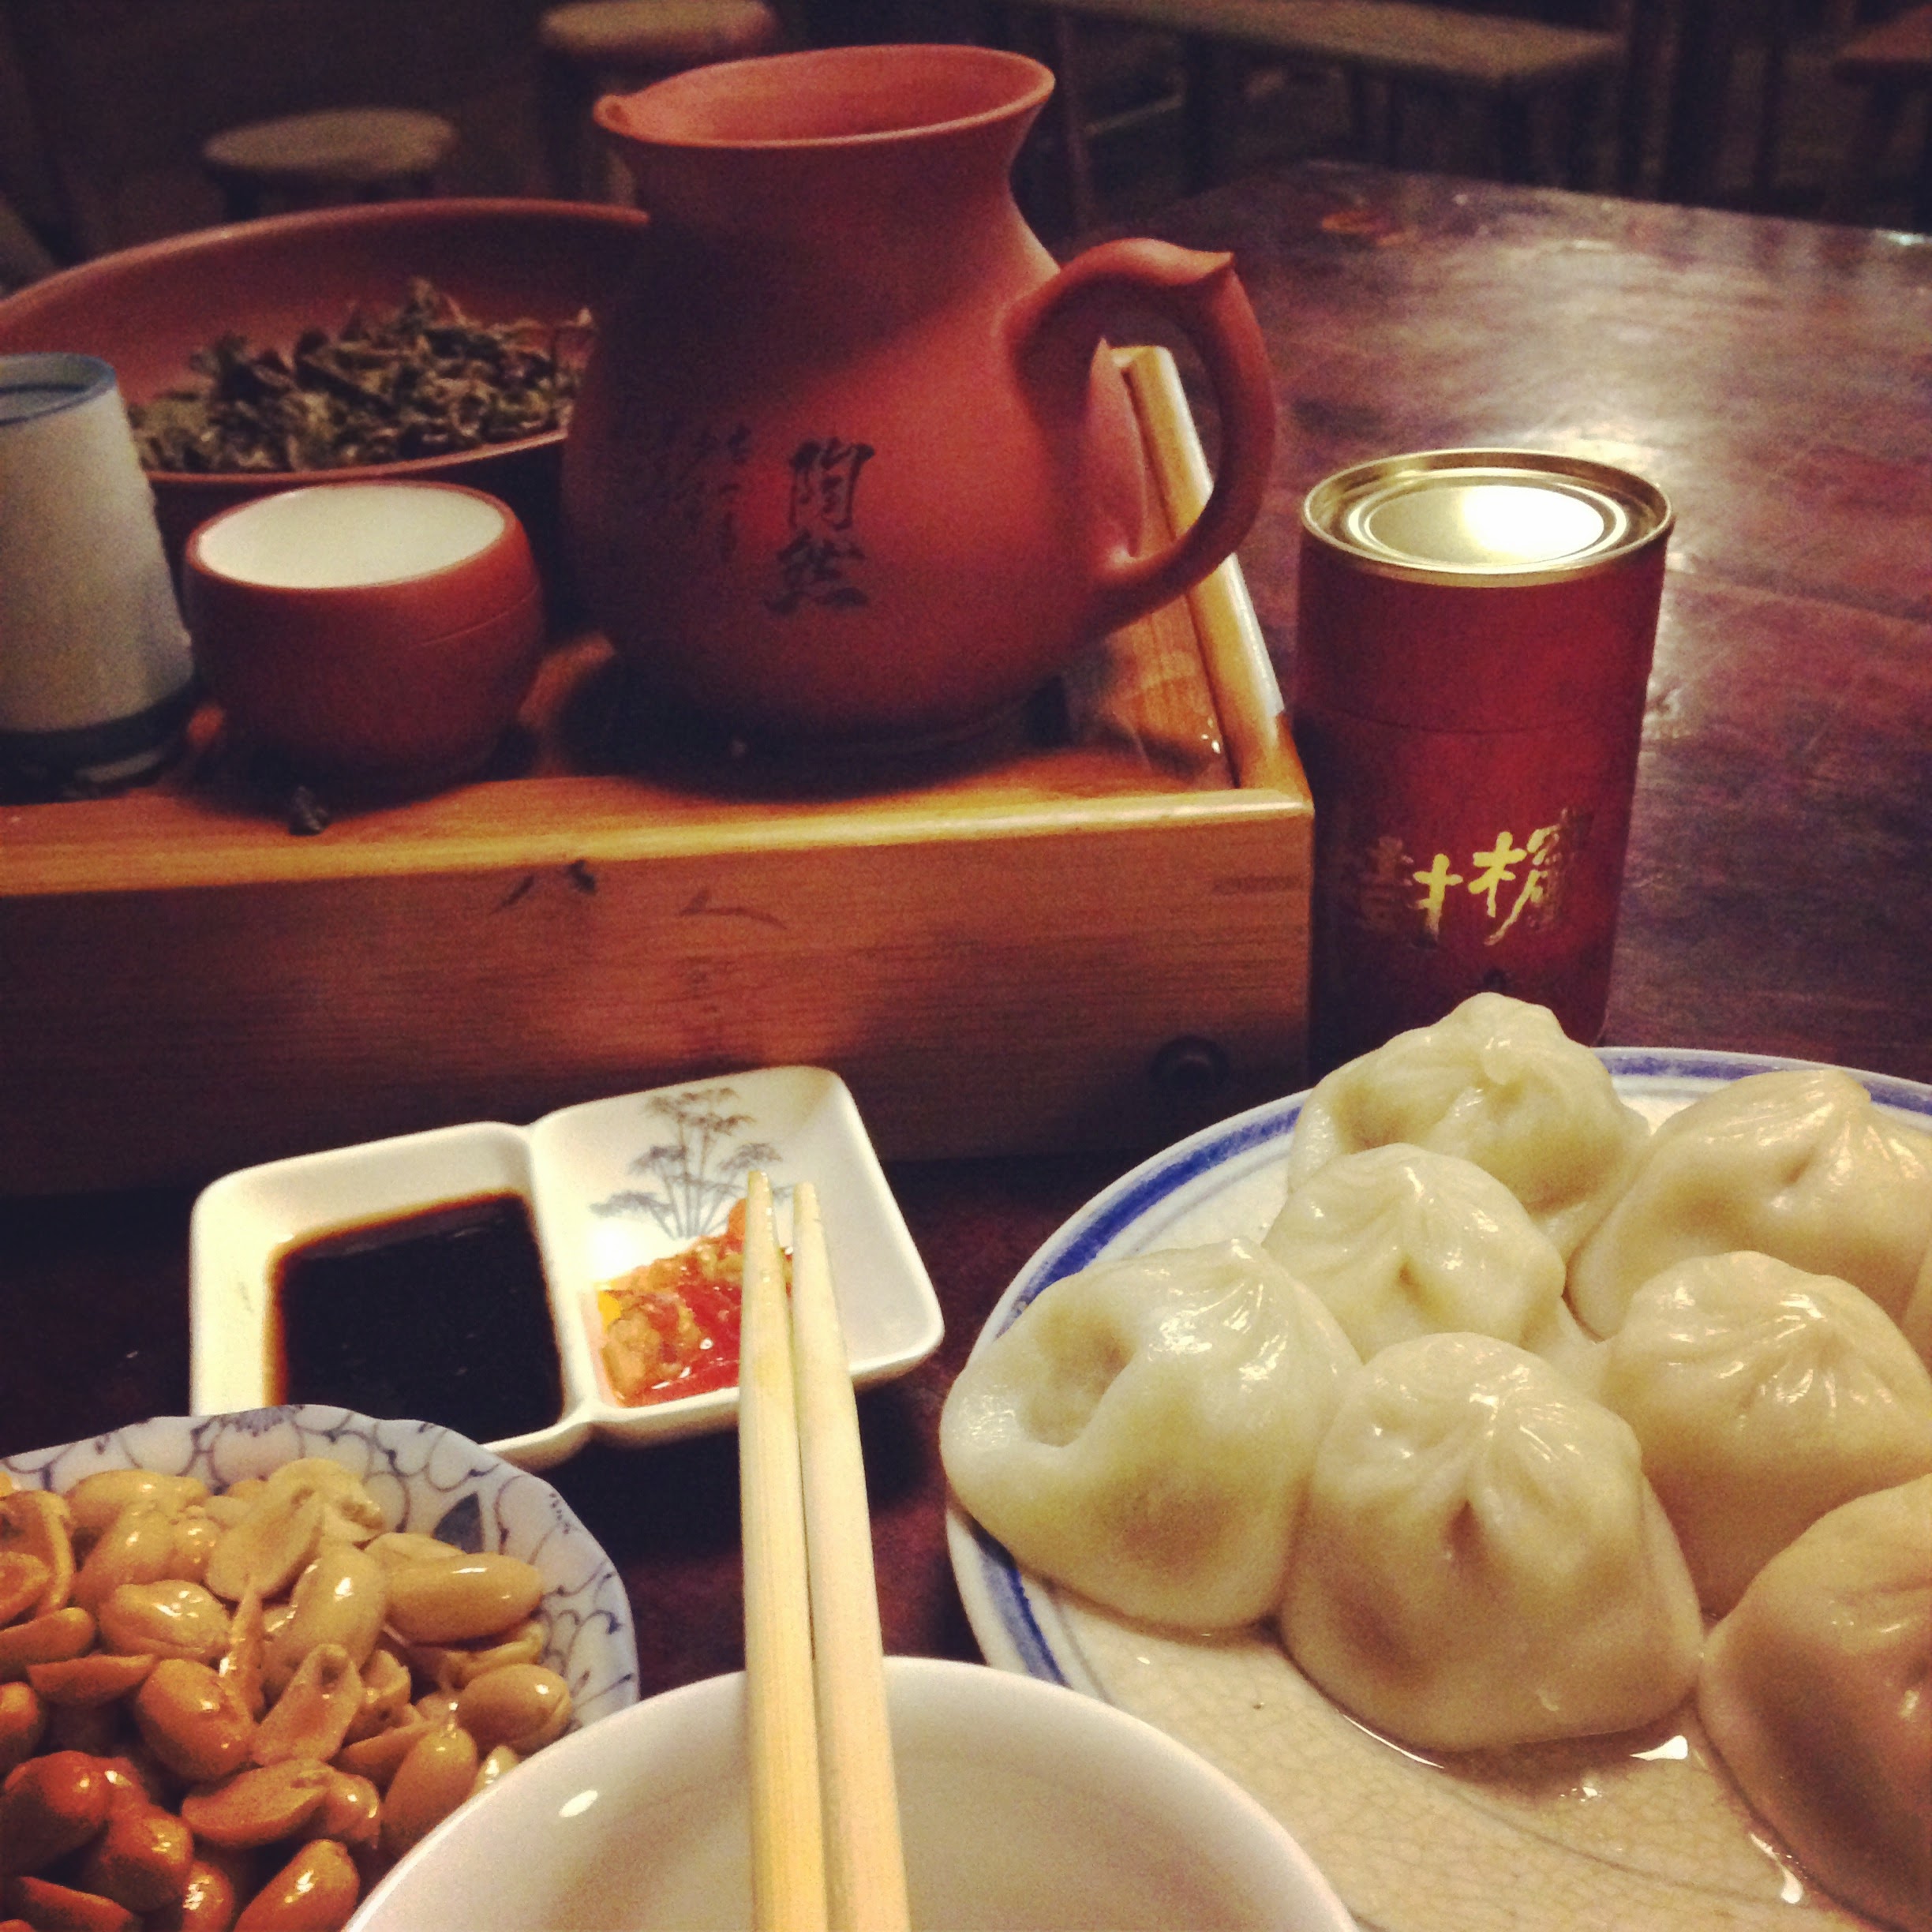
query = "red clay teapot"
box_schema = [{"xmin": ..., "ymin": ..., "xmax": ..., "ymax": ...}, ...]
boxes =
[{"xmin": 564, "ymin": 42, "xmax": 1278, "ymax": 743}]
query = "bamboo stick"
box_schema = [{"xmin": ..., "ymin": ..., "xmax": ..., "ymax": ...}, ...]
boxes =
[
  {"xmin": 790, "ymin": 1181, "xmax": 912, "ymax": 1932},
  {"xmin": 739, "ymin": 1170, "xmax": 828, "ymax": 1932}
]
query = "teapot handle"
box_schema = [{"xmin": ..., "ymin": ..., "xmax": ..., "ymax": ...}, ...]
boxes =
[{"xmin": 1005, "ymin": 238, "xmax": 1278, "ymax": 636}]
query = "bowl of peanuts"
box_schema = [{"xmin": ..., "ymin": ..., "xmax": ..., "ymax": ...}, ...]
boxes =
[{"xmin": 0, "ymin": 1405, "xmax": 638, "ymax": 1931}]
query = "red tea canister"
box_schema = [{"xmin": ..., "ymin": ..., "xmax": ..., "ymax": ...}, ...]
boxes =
[{"xmin": 1294, "ymin": 449, "xmax": 1672, "ymax": 1072}]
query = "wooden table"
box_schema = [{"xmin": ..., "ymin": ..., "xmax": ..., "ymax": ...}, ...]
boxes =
[{"xmin": 3, "ymin": 161, "xmax": 1927, "ymax": 1702}]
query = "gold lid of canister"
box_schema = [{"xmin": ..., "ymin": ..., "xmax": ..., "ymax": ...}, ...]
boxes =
[{"xmin": 1302, "ymin": 449, "xmax": 1672, "ymax": 586}]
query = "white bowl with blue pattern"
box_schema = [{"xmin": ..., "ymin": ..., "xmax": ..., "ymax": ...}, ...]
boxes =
[{"xmin": 0, "ymin": 1405, "xmax": 638, "ymax": 1734}]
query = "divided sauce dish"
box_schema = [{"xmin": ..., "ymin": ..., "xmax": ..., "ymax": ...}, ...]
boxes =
[{"xmin": 189, "ymin": 1067, "xmax": 943, "ymax": 1470}]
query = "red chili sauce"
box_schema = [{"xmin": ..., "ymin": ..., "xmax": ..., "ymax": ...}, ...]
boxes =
[
  {"xmin": 271, "ymin": 1191, "xmax": 564, "ymax": 1443},
  {"xmin": 597, "ymin": 1201, "xmax": 747, "ymax": 1406}
]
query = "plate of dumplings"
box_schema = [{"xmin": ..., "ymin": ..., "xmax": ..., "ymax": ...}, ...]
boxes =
[{"xmin": 944, "ymin": 994, "xmax": 1932, "ymax": 1932}]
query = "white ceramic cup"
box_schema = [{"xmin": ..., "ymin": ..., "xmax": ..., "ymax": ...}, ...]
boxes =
[
  {"xmin": 0, "ymin": 352, "xmax": 194, "ymax": 788},
  {"xmin": 350, "ymin": 1654, "xmax": 1357, "ymax": 1932}
]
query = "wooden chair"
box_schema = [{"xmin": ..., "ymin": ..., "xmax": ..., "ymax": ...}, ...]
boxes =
[
  {"xmin": 1007, "ymin": 0, "xmax": 1631, "ymax": 230},
  {"xmin": 537, "ymin": 0, "xmax": 788, "ymax": 200},
  {"xmin": 1638, "ymin": 0, "xmax": 1814, "ymax": 209},
  {"xmin": 1828, "ymin": 1, "xmax": 1932, "ymax": 225}
]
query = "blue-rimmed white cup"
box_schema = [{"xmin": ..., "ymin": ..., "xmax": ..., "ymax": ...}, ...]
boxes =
[{"xmin": 0, "ymin": 351, "xmax": 193, "ymax": 790}]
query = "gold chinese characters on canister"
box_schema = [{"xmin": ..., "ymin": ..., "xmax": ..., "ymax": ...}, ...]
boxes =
[{"xmin": 1293, "ymin": 450, "xmax": 1673, "ymax": 1070}]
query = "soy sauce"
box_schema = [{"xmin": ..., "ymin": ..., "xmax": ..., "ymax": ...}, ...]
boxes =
[{"xmin": 271, "ymin": 1191, "xmax": 564, "ymax": 1444}]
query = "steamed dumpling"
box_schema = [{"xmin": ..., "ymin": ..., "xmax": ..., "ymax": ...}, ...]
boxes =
[
  {"xmin": 1698, "ymin": 1477, "xmax": 1932, "ymax": 1932},
  {"xmin": 1567, "ymin": 1066, "xmax": 1932, "ymax": 1337},
  {"xmin": 1285, "ymin": 993, "xmax": 1649, "ymax": 1258},
  {"xmin": 1903, "ymin": 1240, "xmax": 1932, "ymax": 1371},
  {"xmin": 1598, "ymin": 1251, "xmax": 1932, "ymax": 1613},
  {"xmin": 941, "ymin": 1239, "xmax": 1360, "ymax": 1629},
  {"xmin": 1280, "ymin": 1333, "xmax": 1702, "ymax": 1751},
  {"xmin": 1261, "ymin": 1143, "xmax": 1594, "ymax": 1380}
]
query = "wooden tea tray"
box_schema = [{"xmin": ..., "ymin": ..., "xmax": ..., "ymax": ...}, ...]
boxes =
[{"xmin": 0, "ymin": 348, "xmax": 1312, "ymax": 1195}]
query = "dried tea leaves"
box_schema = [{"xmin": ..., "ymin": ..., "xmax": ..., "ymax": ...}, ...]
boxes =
[{"xmin": 131, "ymin": 279, "xmax": 591, "ymax": 474}]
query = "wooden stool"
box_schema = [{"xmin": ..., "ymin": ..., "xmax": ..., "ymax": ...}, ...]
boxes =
[
  {"xmin": 1829, "ymin": 2, "xmax": 1932, "ymax": 228},
  {"xmin": 538, "ymin": 0, "xmax": 787, "ymax": 201},
  {"xmin": 200, "ymin": 109, "xmax": 459, "ymax": 223}
]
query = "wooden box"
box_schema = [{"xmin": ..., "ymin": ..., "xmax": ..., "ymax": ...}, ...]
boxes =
[{"xmin": 0, "ymin": 350, "xmax": 1312, "ymax": 1195}]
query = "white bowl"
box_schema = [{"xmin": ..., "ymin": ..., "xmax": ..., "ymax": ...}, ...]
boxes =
[
  {"xmin": 350, "ymin": 1654, "xmax": 1357, "ymax": 1932},
  {"xmin": 189, "ymin": 1065, "xmax": 944, "ymax": 1469},
  {"xmin": 0, "ymin": 1406, "xmax": 639, "ymax": 1733}
]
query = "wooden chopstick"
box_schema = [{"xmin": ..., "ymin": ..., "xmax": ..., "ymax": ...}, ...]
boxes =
[
  {"xmin": 790, "ymin": 1181, "xmax": 911, "ymax": 1932},
  {"xmin": 739, "ymin": 1174, "xmax": 912, "ymax": 1932},
  {"xmin": 739, "ymin": 1170, "xmax": 827, "ymax": 1932}
]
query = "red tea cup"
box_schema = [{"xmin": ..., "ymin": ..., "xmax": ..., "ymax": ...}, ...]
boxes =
[{"xmin": 185, "ymin": 480, "xmax": 545, "ymax": 799}]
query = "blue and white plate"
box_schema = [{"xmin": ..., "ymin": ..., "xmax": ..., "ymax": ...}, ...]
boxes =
[{"xmin": 948, "ymin": 1049, "xmax": 1931, "ymax": 1932}]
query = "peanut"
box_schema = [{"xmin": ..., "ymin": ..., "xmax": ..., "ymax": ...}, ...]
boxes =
[
  {"xmin": 455, "ymin": 1664, "xmax": 571, "ymax": 1756},
  {"xmin": 311, "ymin": 1770, "xmax": 380, "ymax": 1848},
  {"xmin": 0, "ymin": 1553, "xmax": 51, "ymax": 1627},
  {"xmin": 74, "ymin": 1802, "xmax": 195, "ymax": 1913},
  {"xmin": 401, "ymin": 1616, "xmax": 545, "ymax": 1694},
  {"xmin": 0, "ymin": 1496, "xmax": 73, "ymax": 1620},
  {"xmin": 167, "ymin": 1515, "xmax": 223, "ymax": 1588},
  {"xmin": 412, "ymin": 1690, "xmax": 458, "ymax": 1728},
  {"xmin": 380, "ymin": 1722, "xmax": 478, "ymax": 1859},
  {"xmin": 264, "ymin": 1547, "xmax": 385, "ymax": 1697},
  {"xmin": 470, "ymin": 1743, "xmax": 518, "ymax": 1796},
  {"xmin": 205, "ymin": 1493, "xmax": 323, "ymax": 1607},
  {"xmin": 0, "ymin": 1609, "xmax": 95, "ymax": 1683},
  {"xmin": 152, "ymin": 1854, "xmax": 242, "ymax": 1932},
  {"xmin": 2, "ymin": 1874, "xmax": 137, "ymax": 1930},
  {"xmin": 330, "ymin": 1715, "xmax": 429, "ymax": 1790},
  {"xmin": 132, "ymin": 1661, "xmax": 253, "ymax": 1784},
  {"xmin": 249, "ymin": 1648, "xmax": 360, "ymax": 1768},
  {"xmin": 343, "ymin": 1649, "xmax": 411, "ymax": 1743},
  {"xmin": 384, "ymin": 1554, "xmax": 543, "ymax": 1646},
  {"xmin": 72, "ymin": 1507, "xmax": 178, "ymax": 1617},
  {"xmin": 0, "ymin": 1748, "xmax": 110, "ymax": 1875},
  {"xmin": 260, "ymin": 1464, "xmax": 384, "ymax": 1548},
  {"xmin": 24, "ymin": 1653, "xmax": 155, "ymax": 1708},
  {"xmin": 219, "ymin": 1587, "xmax": 264, "ymax": 1722},
  {"xmin": 97, "ymin": 1582, "xmax": 229, "ymax": 1665},
  {"xmin": 233, "ymin": 1839, "xmax": 358, "ymax": 1932},
  {"xmin": 64, "ymin": 1474, "xmax": 208, "ymax": 1541},
  {"xmin": 179, "ymin": 1762, "xmax": 331, "ymax": 1850}
]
